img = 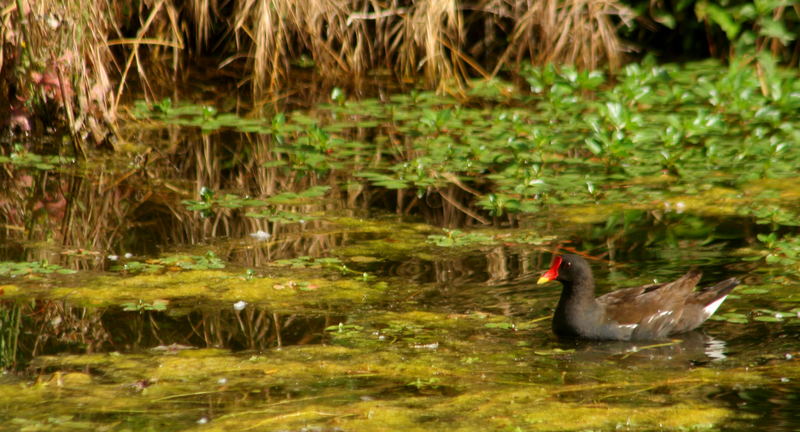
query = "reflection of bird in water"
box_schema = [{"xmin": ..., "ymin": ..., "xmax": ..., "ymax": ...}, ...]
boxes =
[{"xmin": 553, "ymin": 330, "xmax": 730, "ymax": 365}]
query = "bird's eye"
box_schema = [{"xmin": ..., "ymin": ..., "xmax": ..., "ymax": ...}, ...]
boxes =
[{"xmin": 566, "ymin": 261, "xmax": 571, "ymax": 267}]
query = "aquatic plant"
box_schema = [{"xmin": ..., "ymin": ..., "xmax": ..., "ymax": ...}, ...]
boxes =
[
  {"xmin": 427, "ymin": 229, "xmax": 494, "ymax": 247},
  {"xmin": 0, "ymin": 261, "xmax": 77, "ymax": 277},
  {"xmin": 121, "ymin": 299, "xmax": 168, "ymax": 312},
  {"xmin": 110, "ymin": 252, "xmax": 225, "ymax": 274},
  {"xmin": 128, "ymin": 59, "xmax": 800, "ymax": 231},
  {"xmin": 0, "ymin": 303, "xmax": 21, "ymax": 369}
]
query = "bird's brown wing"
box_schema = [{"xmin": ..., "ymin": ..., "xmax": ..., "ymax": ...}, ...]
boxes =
[
  {"xmin": 596, "ymin": 270, "xmax": 703, "ymax": 333},
  {"xmin": 671, "ymin": 277, "xmax": 739, "ymax": 333}
]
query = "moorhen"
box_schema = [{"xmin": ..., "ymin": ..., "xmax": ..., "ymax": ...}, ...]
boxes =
[{"xmin": 537, "ymin": 254, "xmax": 739, "ymax": 341}]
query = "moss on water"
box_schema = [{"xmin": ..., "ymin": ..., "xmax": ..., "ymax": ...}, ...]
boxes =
[
  {"xmin": 7, "ymin": 338, "xmax": 797, "ymax": 431},
  {"xmin": 747, "ymin": 177, "xmax": 800, "ymax": 200},
  {"xmin": 519, "ymin": 401, "xmax": 728, "ymax": 431},
  {"xmin": 560, "ymin": 185, "xmax": 746, "ymax": 226},
  {"xmin": 559, "ymin": 203, "xmax": 632, "ymax": 225},
  {"xmin": 43, "ymin": 269, "xmax": 384, "ymax": 311},
  {"xmin": 2, "ymin": 181, "xmax": 800, "ymax": 431},
  {"xmin": 0, "ymin": 284, "xmax": 20, "ymax": 296}
]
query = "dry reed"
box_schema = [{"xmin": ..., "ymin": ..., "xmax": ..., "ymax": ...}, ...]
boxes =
[
  {"xmin": 491, "ymin": 0, "xmax": 635, "ymax": 73},
  {"xmin": 228, "ymin": 0, "xmax": 635, "ymax": 97},
  {"xmin": 3, "ymin": 0, "xmax": 638, "ymax": 143},
  {"xmin": 1, "ymin": 0, "xmax": 119, "ymax": 144}
]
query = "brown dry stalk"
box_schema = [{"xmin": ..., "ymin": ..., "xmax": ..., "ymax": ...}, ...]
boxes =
[
  {"xmin": 7, "ymin": 0, "xmax": 639, "ymax": 142},
  {"xmin": 492, "ymin": 0, "xmax": 634, "ymax": 74}
]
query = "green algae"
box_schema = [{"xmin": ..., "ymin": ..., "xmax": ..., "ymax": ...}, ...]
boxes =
[
  {"xmin": 3, "ymin": 250, "xmax": 797, "ymax": 429},
  {"xmin": 555, "ymin": 178, "xmax": 788, "ymax": 226},
  {"xmin": 7, "ymin": 339, "xmax": 795, "ymax": 431},
  {"xmin": 43, "ymin": 267, "xmax": 385, "ymax": 311},
  {"xmin": 0, "ymin": 284, "xmax": 20, "ymax": 296}
]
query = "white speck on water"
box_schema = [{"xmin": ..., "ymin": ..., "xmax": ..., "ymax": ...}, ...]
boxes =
[
  {"xmin": 233, "ymin": 301, "xmax": 247, "ymax": 311},
  {"xmin": 124, "ymin": 253, "xmax": 133, "ymax": 259},
  {"xmin": 413, "ymin": 342, "xmax": 439, "ymax": 350},
  {"xmin": 249, "ymin": 230, "xmax": 271, "ymax": 241},
  {"xmin": 197, "ymin": 417, "xmax": 208, "ymax": 424},
  {"xmin": 107, "ymin": 255, "xmax": 119, "ymax": 261},
  {"xmin": 217, "ymin": 378, "xmax": 227, "ymax": 385}
]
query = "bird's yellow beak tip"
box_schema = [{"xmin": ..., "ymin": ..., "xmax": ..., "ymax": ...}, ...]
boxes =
[{"xmin": 537, "ymin": 276, "xmax": 552, "ymax": 285}]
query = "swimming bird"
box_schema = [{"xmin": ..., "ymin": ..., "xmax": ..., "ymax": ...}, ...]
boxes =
[{"xmin": 537, "ymin": 254, "xmax": 739, "ymax": 341}]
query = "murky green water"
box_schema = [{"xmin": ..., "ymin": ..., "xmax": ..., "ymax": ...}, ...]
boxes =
[
  {"xmin": 2, "ymin": 60, "xmax": 800, "ymax": 430},
  {"xmin": 2, "ymin": 211, "xmax": 798, "ymax": 431}
]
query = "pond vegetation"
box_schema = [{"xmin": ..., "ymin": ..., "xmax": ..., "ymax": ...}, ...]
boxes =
[
  {"xmin": 3, "ymin": 0, "xmax": 800, "ymax": 429},
  {"xmin": 2, "ymin": 55, "xmax": 800, "ymax": 430}
]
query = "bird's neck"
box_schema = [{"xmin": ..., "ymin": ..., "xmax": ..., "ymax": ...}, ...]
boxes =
[{"xmin": 557, "ymin": 275, "xmax": 597, "ymax": 312}]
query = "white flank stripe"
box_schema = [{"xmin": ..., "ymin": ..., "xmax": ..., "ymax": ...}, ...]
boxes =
[
  {"xmin": 703, "ymin": 296, "xmax": 728, "ymax": 318},
  {"xmin": 646, "ymin": 310, "xmax": 672, "ymax": 324}
]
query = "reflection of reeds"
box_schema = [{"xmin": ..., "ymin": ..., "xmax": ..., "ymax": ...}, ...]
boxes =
[
  {"xmin": 0, "ymin": 114, "xmax": 491, "ymax": 261},
  {"xmin": 7, "ymin": 300, "xmax": 336, "ymax": 368},
  {"xmin": 0, "ymin": 302, "xmax": 22, "ymax": 369},
  {"xmin": 103, "ymin": 304, "xmax": 336, "ymax": 351},
  {"xmin": 4, "ymin": 300, "xmax": 111, "ymax": 369}
]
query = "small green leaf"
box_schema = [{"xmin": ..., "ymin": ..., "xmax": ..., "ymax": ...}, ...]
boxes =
[{"xmin": 585, "ymin": 139, "xmax": 603, "ymax": 155}]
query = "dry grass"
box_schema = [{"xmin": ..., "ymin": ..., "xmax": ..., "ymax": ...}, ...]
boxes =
[
  {"xmin": 9, "ymin": 0, "xmax": 800, "ymax": 141},
  {"xmin": 2, "ymin": 0, "xmax": 118, "ymax": 145},
  {"xmin": 491, "ymin": 0, "xmax": 635, "ymax": 73},
  {"xmin": 1, "ymin": 0, "xmax": 187, "ymax": 146},
  {"xmin": 232, "ymin": 0, "xmax": 380, "ymax": 95},
  {"xmin": 3, "ymin": 0, "xmax": 638, "ymax": 142},
  {"xmin": 398, "ymin": 0, "xmax": 465, "ymax": 86},
  {"xmin": 228, "ymin": 0, "xmax": 633, "ymax": 97}
]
